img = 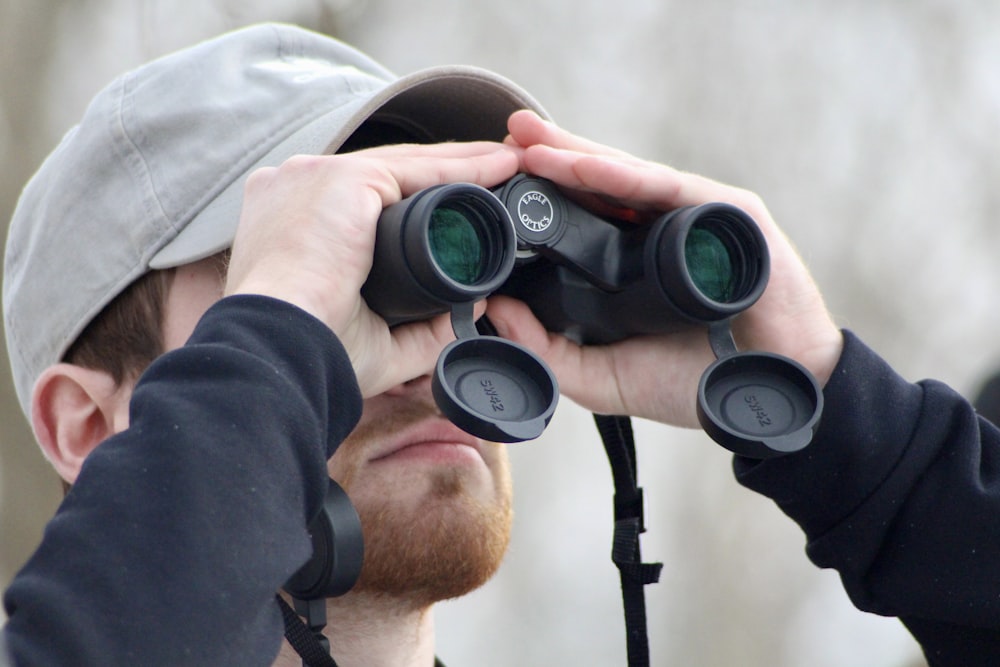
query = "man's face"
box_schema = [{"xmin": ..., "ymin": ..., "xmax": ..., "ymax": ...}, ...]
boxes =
[
  {"xmin": 163, "ymin": 257, "xmax": 513, "ymax": 607},
  {"xmin": 329, "ymin": 379, "xmax": 512, "ymax": 606}
]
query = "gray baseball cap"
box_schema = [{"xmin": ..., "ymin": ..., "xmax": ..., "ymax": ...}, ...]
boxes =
[{"xmin": 3, "ymin": 23, "xmax": 547, "ymax": 419}]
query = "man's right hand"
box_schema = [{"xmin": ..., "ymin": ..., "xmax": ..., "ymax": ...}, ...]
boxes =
[{"xmin": 224, "ymin": 142, "xmax": 521, "ymax": 398}]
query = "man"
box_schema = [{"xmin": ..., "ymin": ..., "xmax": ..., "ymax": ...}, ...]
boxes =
[
  {"xmin": 2, "ymin": 23, "xmax": 538, "ymax": 666},
  {"xmin": 2, "ymin": 21, "xmax": 999, "ymax": 667}
]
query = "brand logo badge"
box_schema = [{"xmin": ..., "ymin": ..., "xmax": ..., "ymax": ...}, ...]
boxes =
[{"xmin": 517, "ymin": 190, "xmax": 553, "ymax": 233}]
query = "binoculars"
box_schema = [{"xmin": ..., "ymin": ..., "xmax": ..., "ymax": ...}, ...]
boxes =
[
  {"xmin": 363, "ymin": 174, "xmax": 766, "ymax": 341},
  {"xmin": 362, "ymin": 174, "xmax": 822, "ymax": 457}
]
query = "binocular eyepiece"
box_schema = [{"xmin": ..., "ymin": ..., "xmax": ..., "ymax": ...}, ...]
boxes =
[
  {"xmin": 361, "ymin": 182, "xmax": 517, "ymax": 326},
  {"xmin": 362, "ymin": 174, "xmax": 822, "ymax": 456}
]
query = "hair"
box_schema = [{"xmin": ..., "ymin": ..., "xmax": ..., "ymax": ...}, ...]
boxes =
[
  {"xmin": 63, "ymin": 268, "xmax": 174, "ymax": 386},
  {"xmin": 58, "ymin": 268, "xmax": 174, "ymax": 493}
]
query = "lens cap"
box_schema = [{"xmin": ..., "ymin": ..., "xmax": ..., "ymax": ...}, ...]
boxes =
[
  {"xmin": 433, "ymin": 336, "xmax": 558, "ymax": 443},
  {"xmin": 697, "ymin": 351, "xmax": 822, "ymax": 458}
]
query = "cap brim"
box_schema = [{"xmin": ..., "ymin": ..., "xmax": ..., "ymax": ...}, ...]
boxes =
[{"xmin": 149, "ymin": 65, "xmax": 547, "ymax": 270}]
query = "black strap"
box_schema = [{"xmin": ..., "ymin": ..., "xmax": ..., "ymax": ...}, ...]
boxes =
[
  {"xmin": 593, "ymin": 414, "xmax": 663, "ymax": 667},
  {"xmin": 278, "ymin": 595, "xmax": 338, "ymax": 667}
]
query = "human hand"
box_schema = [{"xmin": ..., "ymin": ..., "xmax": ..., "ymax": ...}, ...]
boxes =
[
  {"xmin": 487, "ymin": 110, "xmax": 842, "ymax": 428},
  {"xmin": 225, "ymin": 142, "xmax": 520, "ymax": 397}
]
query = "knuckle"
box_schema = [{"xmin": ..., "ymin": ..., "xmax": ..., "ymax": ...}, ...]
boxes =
[{"xmin": 243, "ymin": 165, "xmax": 277, "ymax": 191}]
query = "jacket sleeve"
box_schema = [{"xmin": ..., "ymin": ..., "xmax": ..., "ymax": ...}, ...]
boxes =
[
  {"xmin": 734, "ymin": 330, "xmax": 1000, "ymax": 665},
  {"xmin": 1, "ymin": 295, "xmax": 362, "ymax": 666}
]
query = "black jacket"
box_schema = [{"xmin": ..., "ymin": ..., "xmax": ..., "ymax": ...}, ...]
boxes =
[
  {"xmin": 3, "ymin": 296, "xmax": 362, "ymax": 665},
  {"xmin": 736, "ymin": 331, "xmax": 1000, "ymax": 664},
  {"xmin": 2, "ymin": 300, "xmax": 998, "ymax": 665}
]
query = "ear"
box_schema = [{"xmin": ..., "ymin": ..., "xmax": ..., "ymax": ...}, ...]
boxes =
[{"xmin": 31, "ymin": 364, "xmax": 132, "ymax": 485}]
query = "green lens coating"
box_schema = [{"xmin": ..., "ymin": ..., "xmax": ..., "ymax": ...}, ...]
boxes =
[
  {"xmin": 685, "ymin": 226, "xmax": 734, "ymax": 302},
  {"xmin": 429, "ymin": 206, "xmax": 486, "ymax": 285}
]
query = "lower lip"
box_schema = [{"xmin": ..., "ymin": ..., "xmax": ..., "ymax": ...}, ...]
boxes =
[{"xmin": 376, "ymin": 442, "xmax": 483, "ymax": 466}]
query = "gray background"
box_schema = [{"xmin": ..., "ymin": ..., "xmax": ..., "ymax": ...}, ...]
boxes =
[{"xmin": 5, "ymin": 1, "xmax": 998, "ymax": 665}]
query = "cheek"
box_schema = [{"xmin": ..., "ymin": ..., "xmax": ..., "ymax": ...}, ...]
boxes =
[
  {"xmin": 161, "ymin": 292, "xmax": 218, "ymax": 350},
  {"xmin": 327, "ymin": 441, "xmax": 365, "ymax": 491},
  {"xmin": 111, "ymin": 383, "xmax": 135, "ymax": 434},
  {"xmin": 162, "ymin": 312, "xmax": 201, "ymax": 351},
  {"xmin": 479, "ymin": 443, "xmax": 512, "ymax": 493},
  {"xmin": 161, "ymin": 259, "xmax": 226, "ymax": 351}
]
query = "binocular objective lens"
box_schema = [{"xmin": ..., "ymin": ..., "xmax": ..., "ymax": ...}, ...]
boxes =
[
  {"xmin": 685, "ymin": 226, "xmax": 735, "ymax": 303},
  {"xmin": 429, "ymin": 206, "xmax": 486, "ymax": 285}
]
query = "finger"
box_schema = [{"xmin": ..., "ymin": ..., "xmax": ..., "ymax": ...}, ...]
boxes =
[
  {"xmin": 484, "ymin": 296, "xmax": 628, "ymax": 415},
  {"xmin": 485, "ymin": 296, "xmax": 712, "ymax": 426},
  {"xmin": 507, "ymin": 110, "xmax": 635, "ymax": 160},
  {"xmin": 355, "ymin": 140, "xmax": 514, "ymax": 159},
  {"xmin": 362, "ymin": 145, "xmax": 521, "ymax": 204},
  {"xmin": 264, "ymin": 147, "xmax": 519, "ymax": 231},
  {"xmin": 357, "ymin": 300, "xmax": 489, "ymax": 397},
  {"xmin": 507, "ymin": 111, "xmax": 769, "ymax": 216},
  {"xmin": 520, "ymin": 143, "xmax": 767, "ymax": 216},
  {"xmin": 362, "ymin": 312, "xmax": 457, "ymax": 397}
]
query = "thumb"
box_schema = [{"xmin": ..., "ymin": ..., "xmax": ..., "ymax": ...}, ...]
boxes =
[
  {"xmin": 349, "ymin": 311, "xmax": 453, "ymax": 398},
  {"xmin": 353, "ymin": 302, "xmax": 488, "ymax": 398}
]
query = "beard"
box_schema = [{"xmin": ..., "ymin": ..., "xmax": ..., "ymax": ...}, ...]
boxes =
[{"xmin": 331, "ymin": 399, "xmax": 513, "ymax": 608}]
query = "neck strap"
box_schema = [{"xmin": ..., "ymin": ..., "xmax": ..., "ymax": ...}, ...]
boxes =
[
  {"xmin": 279, "ymin": 595, "xmax": 337, "ymax": 667},
  {"xmin": 593, "ymin": 414, "xmax": 664, "ymax": 667}
]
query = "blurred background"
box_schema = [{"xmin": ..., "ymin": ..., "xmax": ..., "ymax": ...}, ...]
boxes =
[{"xmin": 4, "ymin": 1, "xmax": 1000, "ymax": 665}]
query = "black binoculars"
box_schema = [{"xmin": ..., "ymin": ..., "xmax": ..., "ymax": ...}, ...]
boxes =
[
  {"xmin": 363, "ymin": 174, "xmax": 767, "ymax": 342},
  {"xmin": 362, "ymin": 174, "xmax": 822, "ymax": 457}
]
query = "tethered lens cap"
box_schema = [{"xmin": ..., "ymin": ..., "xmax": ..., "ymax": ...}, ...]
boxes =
[
  {"xmin": 697, "ymin": 351, "xmax": 822, "ymax": 458},
  {"xmin": 433, "ymin": 336, "xmax": 558, "ymax": 443}
]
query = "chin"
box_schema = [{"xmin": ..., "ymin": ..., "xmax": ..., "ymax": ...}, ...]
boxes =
[{"xmin": 347, "ymin": 465, "xmax": 513, "ymax": 605}]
